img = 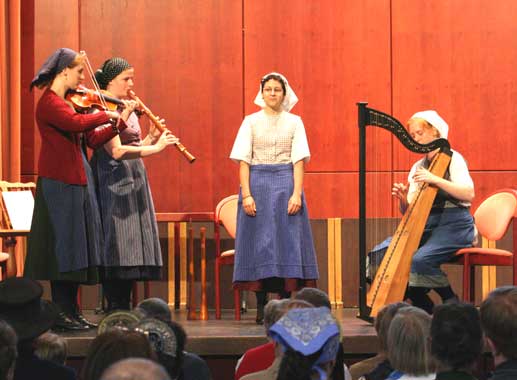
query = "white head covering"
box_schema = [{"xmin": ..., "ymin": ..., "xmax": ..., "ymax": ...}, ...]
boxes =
[
  {"xmin": 410, "ymin": 110, "xmax": 449, "ymax": 139},
  {"xmin": 254, "ymin": 72, "xmax": 299, "ymax": 112}
]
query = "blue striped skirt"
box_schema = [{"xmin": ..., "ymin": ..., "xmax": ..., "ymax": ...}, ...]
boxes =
[
  {"xmin": 233, "ymin": 164, "xmax": 319, "ymax": 289},
  {"xmin": 90, "ymin": 148, "xmax": 162, "ymax": 280}
]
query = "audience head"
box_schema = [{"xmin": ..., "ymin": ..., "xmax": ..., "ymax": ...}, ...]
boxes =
[
  {"xmin": 374, "ymin": 302, "xmax": 410, "ymax": 353},
  {"xmin": 134, "ymin": 318, "xmax": 186, "ymax": 380},
  {"xmin": 33, "ymin": 332, "xmax": 68, "ymax": 365},
  {"xmin": 294, "ymin": 288, "xmax": 332, "ymax": 309},
  {"xmin": 387, "ymin": 306, "xmax": 433, "ymax": 376},
  {"xmin": 0, "ymin": 277, "xmax": 58, "ymax": 342},
  {"xmin": 100, "ymin": 358, "xmax": 171, "ymax": 380},
  {"xmin": 431, "ymin": 303, "xmax": 482, "ymax": 371},
  {"xmin": 264, "ymin": 299, "xmax": 290, "ymax": 334},
  {"xmin": 135, "ymin": 298, "xmax": 171, "ymax": 322},
  {"xmin": 81, "ymin": 329, "xmax": 155, "ymax": 380},
  {"xmin": 0, "ymin": 320, "xmax": 17, "ymax": 380},
  {"xmin": 271, "ymin": 307, "xmax": 341, "ymax": 380},
  {"xmin": 480, "ymin": 286, "xmax": 517, "ymax": 361}
]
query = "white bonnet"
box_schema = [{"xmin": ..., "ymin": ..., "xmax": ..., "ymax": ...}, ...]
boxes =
[
  {"xmin": 410, "ymin": 110, "xmax": 449, "ymax": 139},
  {"xmin": 254, "ymin": 72, "xmax": 299, "ymax": 112}
]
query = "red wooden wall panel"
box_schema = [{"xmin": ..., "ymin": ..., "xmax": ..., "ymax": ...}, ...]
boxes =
[
  {"xmin": 79, "ymin": 0, "xmax": 243, "ymax": 212},
  {"xmin": 244, "ymin": 0, "xmax": 392, "ymax": 172},
  {"xmin": 391, "ymin": 0, "xmax": 517, "ymax": 173},
  {"xmin": 20, "ymin": 0, "xmax": 517, "ymax": 220},
  {"xmin": 21, "ymin": 0, "xmax": 81, "ymax": 180}
]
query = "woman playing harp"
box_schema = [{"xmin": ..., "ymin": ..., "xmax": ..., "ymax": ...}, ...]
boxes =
[{"xmin": 370, "ymin": 110, "xmax": 475, "ymax": 314}]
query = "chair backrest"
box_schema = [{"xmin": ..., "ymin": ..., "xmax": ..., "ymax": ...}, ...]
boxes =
[
  {"xmin": 215, "ymin": 194, "xmax": 239, "ymax": 238},
  {"xmin": 0, "ymin": 181, "xmax": 36, "ymax": 230},
  {"xmin": 474, "ymin": 189, "xmax": 517, "ymax": 241}
]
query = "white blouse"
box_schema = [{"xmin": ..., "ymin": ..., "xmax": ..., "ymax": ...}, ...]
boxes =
[
  {"xmin": 407, "ymin": 150, "xmax": 474, "ymax": 208},
  {"xmin": 230, "ymin": 110, "xmax": 310, "ymax": 165}
]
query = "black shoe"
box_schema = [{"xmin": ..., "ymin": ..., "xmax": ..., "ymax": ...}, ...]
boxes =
[
  {"xmin": 73, "ymin": 312, "xmax": 98, "ymax": 328},
  {"xmin": 53, "ymin": 312, "xmax": 89, "ymax": 331}
]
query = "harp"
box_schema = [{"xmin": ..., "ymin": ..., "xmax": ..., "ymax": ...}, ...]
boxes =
[{"xmin": 357, "ymin": 102, "xmax": 451, "ymax": 321}]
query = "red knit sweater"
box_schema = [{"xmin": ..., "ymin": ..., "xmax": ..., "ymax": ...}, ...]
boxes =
[{"xmin": 35, "ymin": 88, "xmax": 111, "ymax": 185}]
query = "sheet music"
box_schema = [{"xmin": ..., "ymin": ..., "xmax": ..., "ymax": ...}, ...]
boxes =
[{"xmin": 1, "ymin": 191, "xmax": 34, "ymax": 230}]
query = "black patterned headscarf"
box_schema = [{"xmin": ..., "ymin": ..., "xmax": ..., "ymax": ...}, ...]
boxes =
[
  {"xmin": 30, "ymin": 48, "xmax": 78, "ymax": 90},
  {"xmin": 95, "ymin": 57, "xmax": 132, "ymax": 89}
]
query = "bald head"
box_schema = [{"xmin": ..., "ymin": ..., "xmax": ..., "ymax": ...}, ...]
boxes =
[{"xmin": 100, "ymin": 358, "xmax": 171, "ymax": 380}]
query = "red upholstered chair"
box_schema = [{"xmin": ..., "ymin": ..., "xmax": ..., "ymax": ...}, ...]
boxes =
[
  {"xmin": 453, "ymin": 188, "xmax": 517, "ymax": 302},
  {"xmin": 214, "ymin": 194, "xmax": 241, "ymax": 320}
]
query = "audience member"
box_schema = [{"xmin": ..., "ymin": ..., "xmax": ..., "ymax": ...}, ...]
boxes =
[
  {"xmin": 135, "ymin": 297, "xmax": 171, "ymax": 322},
  {"xmin": 133, "ymin": 300, "xmax": 212, "ymax": 380},
  {"xmin": 100, "ymin": 358, "xmax": 171, "ymax": 380},
  {"xmin": 386, "ymin": 306, "xmax": 434, "ymax": 380},
  {"xmin": 351, "ymin": 302, "xmax": 409, "ymax": 380},
  {"xmin": 34, "ymin": 332, "xmax": 68, "ymax": 365},
  {"xmin": 294, "ymin": 287, "xmax": 332, "ymax": 309},
  {"xmin": 236, "ymin": 299, "xmax": 290, "ymax": 380},
  {"xmin": 0, "ymin": 320, "xmax": 17, "ymax": 380},
  {"xmin": 0, "ymin": 277, "xmax": 76, "ymax": 380},
  {"xmin": 430, "ymin": 303, "xmax": 482, "ymax": 380},
  {"xmin": 272, "ymin": 307, "xmax": 341, "ymax": 380},
  {"xmin": 81, "ymin": 329, "xmax": 155, "ymax": 380},
  {"xmin": 480, "ymin": 286, "xmax": 517, "ymax": 380}
]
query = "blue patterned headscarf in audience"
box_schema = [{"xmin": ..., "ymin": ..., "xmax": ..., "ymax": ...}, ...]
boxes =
[{"xmin": 269, "ymin": 307, "xmax": 341, "ymax": 380}]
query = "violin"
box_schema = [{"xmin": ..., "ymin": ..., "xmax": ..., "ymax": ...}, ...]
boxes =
[{"xmin": 66, "ymin": 85, "xmax": 125, "ymax": 113}]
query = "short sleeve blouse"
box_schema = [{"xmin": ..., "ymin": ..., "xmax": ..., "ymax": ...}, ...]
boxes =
[
  {"xmin": 230, "ymin": 110, "xmax": 310, "ymax": 165},
  {"xmin": 407, "ymin": 150, "xmax": 474, "ymax": 207}
]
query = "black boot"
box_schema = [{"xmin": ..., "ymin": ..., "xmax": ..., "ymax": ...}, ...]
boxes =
[
  {"xmin": 407, "ymin": 286, "xmax": 434, "ymax": 314},
  {"xmin": 53, "ymin": 311, "xmax": 89, "ymax": 332},
  {"xmin": 255, "ymin": 291, "xmax": 267, "ymax": 324},
  {"xmin": 72, "ymin": 305, "xmax": 98, "ymax": 328}
]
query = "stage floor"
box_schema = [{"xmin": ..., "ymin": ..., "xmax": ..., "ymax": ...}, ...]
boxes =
[{"xmin": 62, "ymin": 308, "xmax": 378, "ymax": 358}]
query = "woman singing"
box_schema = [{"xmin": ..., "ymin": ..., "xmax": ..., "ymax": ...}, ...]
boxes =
[{"xmin": 230, "ymin": 72, "xmax": 319, "ymax": 324}]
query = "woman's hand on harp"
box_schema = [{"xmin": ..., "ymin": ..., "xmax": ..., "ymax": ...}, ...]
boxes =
[{"xmin": 392, "ymin": 183, "xmax": 408, "ymax": 200}]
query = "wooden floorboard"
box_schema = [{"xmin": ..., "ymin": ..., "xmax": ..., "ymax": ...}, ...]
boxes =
[{"xmin": 62, "ymin": 308, "xmax": 378, "ymax": 358}]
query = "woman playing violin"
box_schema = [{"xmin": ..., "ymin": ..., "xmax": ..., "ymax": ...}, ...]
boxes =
[
  {"xmin": 25, "ymin": 48, "xmax": 124, "ymax": 331},
  {"xmin": 90, "ymin": 57, "xmax": 178, "ymax": 311}
]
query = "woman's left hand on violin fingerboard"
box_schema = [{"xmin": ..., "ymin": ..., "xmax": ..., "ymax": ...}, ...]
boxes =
[{"xmin": 120, "ymin": 100, "xmax": 139, "ymax": 121}]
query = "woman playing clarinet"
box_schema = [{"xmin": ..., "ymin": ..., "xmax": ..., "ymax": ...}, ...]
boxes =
[{"xmin": 91, "ymin": 57, "xmax": 178, "ymax": 311}]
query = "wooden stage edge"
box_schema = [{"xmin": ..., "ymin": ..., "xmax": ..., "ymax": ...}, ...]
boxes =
[{"xmin": 63, "ymin": 308, "xmax": 378, "ymax": 358}]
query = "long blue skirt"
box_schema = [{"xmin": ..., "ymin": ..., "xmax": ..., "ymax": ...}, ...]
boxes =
[
  {"xmin": 24, "ymin": 154, "xmax": 102, "ymax": 283},
  {"xmin": 233, "ymin": 164, "xmax": 319, "ymax": 291},
  {"xmin": 368, "ymin": 207, "xmax": 475, "ymax": 288}
]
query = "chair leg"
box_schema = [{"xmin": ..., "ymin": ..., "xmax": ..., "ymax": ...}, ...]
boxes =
[
  {"xmin": 462, "ymin": 255, "xmax": 471, "ymax": 303},
  {"xmin": 215, "ymin": 261, "xmax": 221, "ymax": 319},
  {"xmin": 469, "ymin": 266, "xmax": 476, "ymax": 303},
  {"xmin": 234, "ymin": 289, "xmax": 241, "ymax": 321}
]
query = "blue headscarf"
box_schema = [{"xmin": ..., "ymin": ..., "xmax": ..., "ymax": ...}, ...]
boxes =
[
  {"xmin": 269, "ymin": 307, "xmax": 341, "ymax": 380},
  {"xmin": 30, "ymin": 48, "xmax": 78, "ymax": 90}
]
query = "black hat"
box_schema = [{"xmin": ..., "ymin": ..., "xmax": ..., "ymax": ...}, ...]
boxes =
[{"xmin": 0, "ymin": 278, "xmax": 58, "ymax": 341}]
